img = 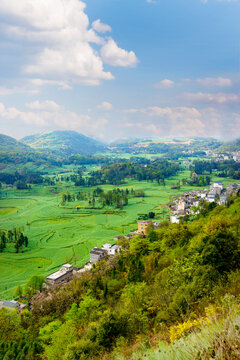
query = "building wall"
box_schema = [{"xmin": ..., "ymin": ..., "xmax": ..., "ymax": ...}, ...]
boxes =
[
  {"xmin": 47, "ymin": 271, "xmax": 73, "ymax": 286},
  {"xmin": 138, "ymin": 221, "xmax": 151, "ymax": 235}
]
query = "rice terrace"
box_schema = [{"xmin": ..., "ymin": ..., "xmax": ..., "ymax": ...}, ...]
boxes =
[
  {"xmin": 0, "ymin": 152, "xmax": 238, "ymax": 300},
  {"xmin": 0, "ymin": 170, "xmax": 195, "ymax": 299}
]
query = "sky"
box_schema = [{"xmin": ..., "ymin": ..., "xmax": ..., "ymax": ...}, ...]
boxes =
[{"xmin": 0, "ymin": 0, "xmax": 239, "ymax": 142}]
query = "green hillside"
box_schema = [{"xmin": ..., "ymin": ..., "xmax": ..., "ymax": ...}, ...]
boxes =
[
  {"xmin": 0, "ymin": 134, "xmax": 30, "ymax": 153},
  {"xmin": 1, "ymin": 194, "xmax": 240, "ymax": 359},
  {"xmin": 21, "ymin": 130, "xmax": 106, "ymax": 157}
]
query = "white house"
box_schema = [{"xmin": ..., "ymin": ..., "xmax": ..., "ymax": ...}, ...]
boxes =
[{"xmin": 170, "ymin": 214, "xmax": 180, "ymax": 224}]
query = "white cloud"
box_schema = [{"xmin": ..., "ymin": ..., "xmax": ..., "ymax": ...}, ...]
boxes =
[
  {"xmin": 154, "ymin": 79, "xmax": 175, "ymax": 89},
  {"xmin": 183, "ymin": 92, "xmax": 239, "ymax": 105},
  {"xmin": 97, "ymin": 101, "xmax": 113, "ymax": 111},
  {"xmin": 0, "ymin": 0, "xmax": 137, "ymax": 86},
  {"xmin": 101, "ymin": 38, "xmax": 138, "ymax": 67},
  {"xmin": 29, "ymin": 79, "xmax": 72, "ymax": 90},
  {"xmin": 0, "ymin": 85, "xmax": 39, "ymax": 96},
  {"xmin": 92, "ymin": 19, "xmax": 112, "ymax": 34},
  {"xmin": 26, "ymin": 100, "xmax": 61, "ymax": 111},
  {"xmin": 196, "ymin": 77, "xmax": 232, "ymax": 87},
  {"xmin": 123, "ymin": 104, "xmax": 240, "ymax": 139},
  {"xmin": 124, "ymin": 106, "xmax": 205, "ymax": 137},
  {"xmin": 125, "ymin": 106, "xmax": 201, "ymax": 119},
  {"xmin": 0, "ymin": 100, "xmax": 108, "ymax": 136}
]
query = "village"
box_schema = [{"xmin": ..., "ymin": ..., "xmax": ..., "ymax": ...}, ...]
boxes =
[
  {"xmin": 182, "ymin": 149, "xmax": 240, "ymax": 163},
  {"xmin": 43, "ymin": 181, "xmax": 240, "ymax": 287},
  {"xmin": 1, "ymin": 181, "xmax": 240, "ymax": 312}
]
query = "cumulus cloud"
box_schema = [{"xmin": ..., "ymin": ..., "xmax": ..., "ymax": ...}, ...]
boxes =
[
  {"xmin": 196, "ymin": 77, "xmax": 232, "ymax": 87},
  {"xmin": 97, "ymin": 101, "xmax": 113, "ymax": 111},
  {"xmin": 154, "ymin": 79, "xmax": 175, "ymax": 89},
  {"xmin": 0, "ymin": 100, "xmax": 108, "ymax": 137},
  {"xmin": 183, "ymin": 92, "xmax": 239, "ymax": 105},
  {"xmin": 0, "ymin": 0, "xmax": 137, "ymax": 86},
  {"xmin": 122, "ymin": 104, "xmax": 240, "ymax": 139},
  {"xmin": 92, "ymin": 19, "xmax": 112, "ymax": 33},
  {"xmin": 124, "ymin": 106, "xmax": 205, "ymax": 137},
  {"xmin": 101, "ymin": 38, "xmax": 138, "ymax": 67}
]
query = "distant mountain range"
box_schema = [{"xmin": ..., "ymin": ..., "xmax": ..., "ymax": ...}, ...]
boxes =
[{"xmin": 21, "ymin": 130, "xmax": 105, "ymax": 157}]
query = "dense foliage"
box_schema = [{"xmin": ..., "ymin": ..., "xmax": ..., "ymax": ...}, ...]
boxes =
[
  {"xmin": 1, "ymin": 195, "xmax": 240, "ymax": 359},
  {"xmin": 0, "ymin": 228, "xmax": 29, "ymax": 253},
  {"xmin": 60, "ymin": 187, "xmax": 144, "ymax": 209},
  {"xmin": 73, "ymin": 160, "xmax": 180, "ymax": 186},
  {"xmin": 192, "ymin": 160, "xmax": 240, "ymax": 180},
  {"xmin": 0, "ymin": 171, "xmax": 44, "ymax": 186}
]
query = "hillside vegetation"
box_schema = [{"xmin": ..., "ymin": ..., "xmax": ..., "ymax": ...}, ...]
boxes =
[
  {"xmin": 0, "ymin": 134, "xmax": 30, "ymax": 153},
  {"xmin": 22, "ymin": 130, "xmax": 105, "ymax": 157},
  {"xmin": 1, "ymin": 195, "xmax": 240, "ymax": 359},
  {"xmin": 0, "ymin": 134, "xmax": 61, "ymax": 173}
]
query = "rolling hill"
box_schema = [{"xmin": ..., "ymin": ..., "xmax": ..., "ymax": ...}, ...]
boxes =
[
  {"xmin": 0, "ymin": 134, "xmax": 30, "ymax": 153},
  {"xmin": 21, "ymin": 130, "xmax": 105, "ymax": 157}
]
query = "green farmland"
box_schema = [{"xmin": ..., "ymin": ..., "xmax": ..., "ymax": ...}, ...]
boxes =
[{"xmin": 0, "ymin": 170, "xmax": 236, "ymax": 299}]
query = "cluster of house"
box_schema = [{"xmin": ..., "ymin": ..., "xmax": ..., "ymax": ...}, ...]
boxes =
[
  {"xmin": 45, "ymin": 243, "xmax": 122, "ymax": 286},
  {"xmin": 45, "ymin": 220, "xmax": 164, "ymax": 287},
  {"xmin": 43, "ymin": 181, "xmax": 239, "ymax": 285},
  {"xmin": 169, "ymin": 182, "xmax": 240, "ymax": 223},
  {"xmin": 204, "ymin": 150, "xmax": 240, "ymax": 162}
]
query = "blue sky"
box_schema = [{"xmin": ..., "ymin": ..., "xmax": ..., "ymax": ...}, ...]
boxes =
[{"xmin": 0, "ymin": 0, "xmax": 239, "ymax": 141}]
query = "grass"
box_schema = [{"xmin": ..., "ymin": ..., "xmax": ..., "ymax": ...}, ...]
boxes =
[
  {"xmin": 0, "ymin": 169, "xmax": 237, "ymax": 299},
  {"xmin": 0, "ymin": 207, "xmax": 18, "ymax": 216},
  {"xmin": 116, "ymin": 299, "xmax": 240, "ymax": 360}
]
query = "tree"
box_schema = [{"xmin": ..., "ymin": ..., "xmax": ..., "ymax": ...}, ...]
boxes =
[
  {"xmin": 148, "ymin": 211, "xmax": 155, "ymax": 219},
  {"xmin": 24, "ymin": 275, "xmax": 45, "ymax": 296},
  {"xmin": 13, "ymin": 285, "xmax": 23, "ymax": 299}
]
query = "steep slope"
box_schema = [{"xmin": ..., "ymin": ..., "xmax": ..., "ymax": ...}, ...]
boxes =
[{"xmin": 21, "ymin": 130, "xmax": 105, "ymax": 156}]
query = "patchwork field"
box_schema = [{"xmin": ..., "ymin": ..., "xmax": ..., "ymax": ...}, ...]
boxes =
[{"xmin": 0, "ymin": 170, "xmax": 236, "ymax": 299}]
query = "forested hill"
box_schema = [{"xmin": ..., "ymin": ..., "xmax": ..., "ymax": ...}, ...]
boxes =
[
  {"xmin": 21, "ymin": 130, "xmax": 106, "ymax": 157},
  {"xmin": 0, "ymin": 134, "xmax": 30, "ymax": 153},
  {"xmin": 2, "ymin": 195, "xmax": 240, "ymax": 359},
  {"xmin": 0, "ymin": 133, "xmax": 61, "ymax": 171}
]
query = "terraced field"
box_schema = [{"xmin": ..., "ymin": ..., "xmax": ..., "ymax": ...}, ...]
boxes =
[{"xmin": 0, "ymin": 170, "xmax": 236, "ymax": 299}]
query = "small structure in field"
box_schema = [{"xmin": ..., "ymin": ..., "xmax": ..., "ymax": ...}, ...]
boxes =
[
  {"xmin": 0, "ymin": 300, "xmax": 19, "ymax": 310},
  {"xmin": 46, "ymin": 263, "xmax": 75, "ymax": 286},
  {"xmin": 0, "ymin": 300, "xmax": 26, "ymax": 311}
]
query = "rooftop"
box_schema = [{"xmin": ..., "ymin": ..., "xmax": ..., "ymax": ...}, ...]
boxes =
[{"xmin": 138, "ymin": 220, "xmax": 152, "ymax": 224}]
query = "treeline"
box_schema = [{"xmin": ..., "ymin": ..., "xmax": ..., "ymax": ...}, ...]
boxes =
[
  {"xmin": 65, "ymin": 155, "xmax": 114, "ymax": 166},
  {"xmin": 60, "ymin": 187, "xmax": 145, "ymax": 208},
  {"xmin": 2, "ymin": 195, "xmax": 240, "ymax": 359},
  {"xmin": 71, "ymin": 160, "xmax": 180, "ymax": 186},
  {"xmin": 192, "ymin": 160, "xmax": 240, "ymax": 179},
  {"xmin": 0, "ymin": 150, "xmax": 61, "ymax": 167},
  {"xmin": 0, "ymin": 229, "xmax": 28, "ymax": 253},
  {"xmin": 98, "ymin": 188, "xmax": 128, "ymax": 208},
  {"xmin": 0, "ymin": 171, "xmax": 44, "ymax": 186}
]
